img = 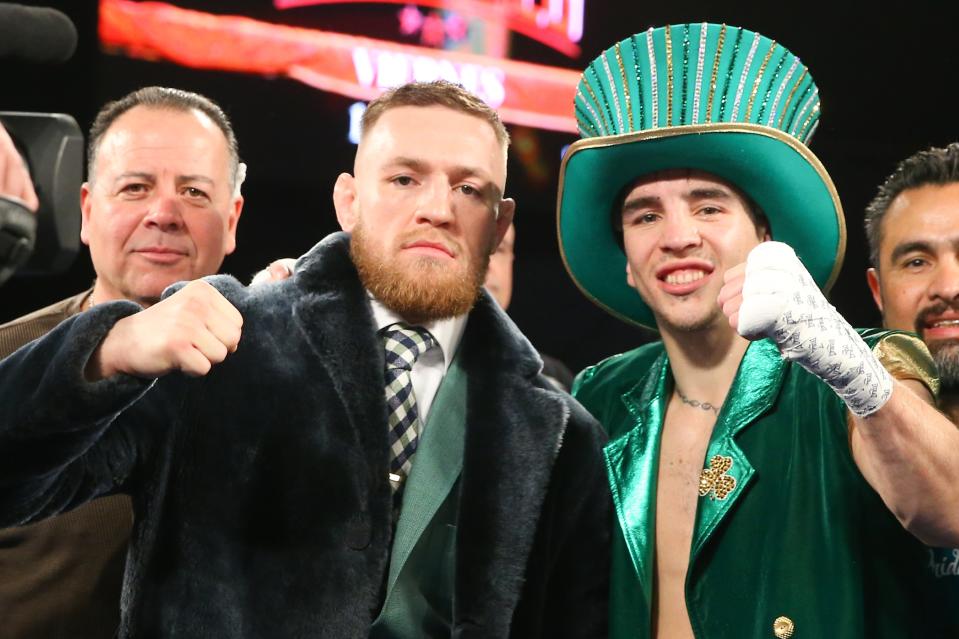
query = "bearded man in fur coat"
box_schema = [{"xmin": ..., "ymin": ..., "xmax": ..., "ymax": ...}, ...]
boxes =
[{"xmin": 0, "ymin": 81, "xmax": 610, "ymax": 639}]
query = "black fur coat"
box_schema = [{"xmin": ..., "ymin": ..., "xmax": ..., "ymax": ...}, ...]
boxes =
[{"xmin": 0, "ymin": 233, "xmax": 610, "ymax": 638}]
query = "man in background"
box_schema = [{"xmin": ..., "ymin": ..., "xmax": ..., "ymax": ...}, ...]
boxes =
[
  {"xmin": 865, "ymin": 142, "xmax": 959, "ymax": 421},
  {"xmin": 0, "ymin": 86, "xmax": 244, "ymax": 639},
  {"xmin": 483, "ymin": 221, "xmax": 574, "ymax": 390},
  {"xmin": 864, "ymin": 141, "xmax": 959, "ymax": 634}
]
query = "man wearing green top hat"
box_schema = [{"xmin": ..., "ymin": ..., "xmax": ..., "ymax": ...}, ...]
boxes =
[{"xmin": 560, "ymin": 23, "xmax": 959, "ymax": 638}]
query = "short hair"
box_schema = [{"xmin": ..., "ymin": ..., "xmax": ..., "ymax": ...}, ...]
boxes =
[
  {"xmin": 361, "ymin": 80, "xmax": 510, "ymax": 148},
  {"xmin": 87, "ymin": 86, "xmax": 241, "ymax": 191},
  {"xmin": 865, "ymin": 142, "xmax": 959, "ymax": 268}
]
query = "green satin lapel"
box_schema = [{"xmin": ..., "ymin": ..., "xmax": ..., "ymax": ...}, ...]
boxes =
[
  {"xmin": 382, "ymin": 355, "xmax": 468, "ymax": 601},
  {"xmin": 605, "ymin": 340, "xmax": 787, "ymax": 598},
  {"xmin": 689, "ymin": 339, "xmax": 785, "ymax": 560},
  {"xmin": 604, "ymin": 351, "xmax": 669, "ymax": 608}
]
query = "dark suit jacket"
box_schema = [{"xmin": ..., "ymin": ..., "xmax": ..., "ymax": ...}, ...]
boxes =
[
  {"xmin": 0, "ymin": 290, "xmax": 132, "ymax": 639},
  {"xmin": 0, "ymin": 233, "xmax": 610, "ymax": 638}
]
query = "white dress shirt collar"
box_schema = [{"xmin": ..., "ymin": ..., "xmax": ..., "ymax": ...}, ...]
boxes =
[{"xmin": 368, "ymin": 295, "xmax": 467, "ymax": 372}]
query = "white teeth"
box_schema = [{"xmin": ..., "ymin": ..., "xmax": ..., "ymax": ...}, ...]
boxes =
[
  {"xmin": 665, "ymin": 269, "xmax": 705, "ymax": 285},
  {"xmin": 931, "ymin": 320, "xmax": 959, "ymax": 327}
]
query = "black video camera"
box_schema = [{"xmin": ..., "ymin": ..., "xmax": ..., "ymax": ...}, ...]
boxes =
[
  {"xmin": 0, "ymin": 3, "xmax": 83, "ymax": 286},
  {"xmin": 0, "ymin": 113, "xmax": 84, "ymax": 286}
]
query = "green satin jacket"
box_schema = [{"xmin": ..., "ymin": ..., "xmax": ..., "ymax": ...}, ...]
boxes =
[{"xmin": 574, "ymin": 330, "xmax": 950, "ymax": 639}]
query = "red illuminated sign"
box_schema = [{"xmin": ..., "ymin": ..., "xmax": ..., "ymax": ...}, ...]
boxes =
[
  {"xmin": 99, "ymin": 0, "xmax": 582, "ymax": 132},
  {"xmin": 272, "ymin": 0, "xmax": 585, "ymax": 58}
]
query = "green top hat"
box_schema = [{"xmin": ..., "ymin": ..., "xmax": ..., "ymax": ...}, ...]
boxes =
[{"xmin": 557, "ymin": 23, "xmax": 845, "ymax": 330}]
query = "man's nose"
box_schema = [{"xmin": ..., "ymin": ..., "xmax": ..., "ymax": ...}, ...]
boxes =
[
  {"xmin": 414, "ymin": 183, "xmax": 455, "ymax": 226},
  {"xmin": 143, "ymin": 195, "xmax": 184, "ymax": 232},
  {"xmin": 660, "ymin": 212, "xmax": 701, "ymax": 252},
  {"xmin": 929, "ymin": 257, "xmax": 959, "ymax": 302}
]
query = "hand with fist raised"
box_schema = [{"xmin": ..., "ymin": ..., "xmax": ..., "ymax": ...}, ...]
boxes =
[
  {"xmin": 87, "ymin": 280, "xmax": 243, "ymax": 381},
  {"xmin": 718, "ymin": 241, "xmax": 892, "ymax": 417}
]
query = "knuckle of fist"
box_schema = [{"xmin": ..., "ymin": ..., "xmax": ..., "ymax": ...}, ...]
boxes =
[
  {"xmin": 181, "ymin": 295, "xmax": 205, "ymax": 315},
  {"xmin": 192, "ymin": 360, "xmax": 212, "ymax": 377},
  {"xmin": 168, "ymin": 336, "xmax": 193, "ymax": 355}
]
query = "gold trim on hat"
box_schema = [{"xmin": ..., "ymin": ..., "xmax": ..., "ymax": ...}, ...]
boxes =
[
  {"xmin": 789, "ymin": 86, "xmax": 814, "ymax": 135},
  {"xmin": 786, "ymin": 82, "xmax": 814, "ymax": 133},
  {"xmin": 555, "ymin": 122, "xmax": 847, "ymax": 331},
  {"xmin": 706, "ymin": 23, "xmax": 727, "ymax": 122},
  {"xmin": 718, "ymin": 27, "xmax": 746, "ymax": 120},
  {"xmin": 588, "ymin": 63, "xmax": 620, "ymax": 134},
  {"xmin": 574, "ymin": 96, "xmax": 602, "ymax": 137},
  {"xmin": 629, "ymin": 33, "xmax": 647, "ymax": 128},
  {"xmin": 797, "ymin": 100, "xmax": 821, "ymax": 142},
  {"xmin": 575, "ymin": 88, "xmax": 605, "ymax": 136},
  {"xmin": 767, "ymin": 58, "xmax": 799, "ymax": 126},
  {"xmin": 745, "ymin": 40, "xmax": 777, "ymax": 121},
  {"xmin": 731, "ymin": 32, "xmax": 761, "ymax": 120},
  {"xmin": 581, "ymin": 80, "xmax": 610, "ymax": 135},
  {"xmin": 601, "ymin": 51, "xmax": 625, "ymax": 133},
  {"xmin": 777, "ymin": 68, "xmax": 807, "ymax": 129},
  {"xmin": 756, "ymin": 49, "xmax": 789, "ymax": 124}
]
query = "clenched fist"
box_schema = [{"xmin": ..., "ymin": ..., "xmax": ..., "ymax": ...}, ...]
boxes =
[
  {"xmin": 718, "ymin": 241, "xmax": 892, "ymax": 417},
  {"xmin": 88, "ymin": 280, "xmax": 243, "ymax": 380}
]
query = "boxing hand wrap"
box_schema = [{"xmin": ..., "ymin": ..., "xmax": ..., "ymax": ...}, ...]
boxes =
[{"xmin": 737, "ymin": 242, "xmax": 893, "ymax": 417}]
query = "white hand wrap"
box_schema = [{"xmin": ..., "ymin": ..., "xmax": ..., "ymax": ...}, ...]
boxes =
[{"xmin": 738, "ymin": 241, "xmax": 893, "ymax": 417}]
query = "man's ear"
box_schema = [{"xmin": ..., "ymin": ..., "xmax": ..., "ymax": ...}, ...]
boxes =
[
  {"xmin": 756, "ymin": 221, "xmax": 772, "ymax": 242},
  {"xmin": 79, "ymin": 182, "xmax": 93, "ymax": 246},
  {"xmin": 333, "ymin": 172, "xmax": 358, "ymax": 231},
  {"xmin": 625, "ymin": 259, "xmax": 636, "ymax": 290},
  {"xmin": 491, "ymin": 198, "xmax": 516, "ymax": 251},
  {"xmin": 222, "ymin": 195, "xmax": 244, "ymax": 256},
  {"xmin": 866, "ymin": 267, "xmax": 884, "ymax": 313}
]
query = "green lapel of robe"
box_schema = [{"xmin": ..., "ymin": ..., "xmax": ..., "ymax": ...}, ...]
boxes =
[
  {"xmin": 603, "ymin": 351, "xmax": 669, "ymax": 615},
  {"xmin": 689, "ymin": 338, "xmax": 786, "ymax": 561},
  {"xmin": 371, "ymin": 353, "xmax": 468, "ymax": 636},
  {"xmin": 604, "ymin": 339, "xmax": 786, "ymax": 631}
]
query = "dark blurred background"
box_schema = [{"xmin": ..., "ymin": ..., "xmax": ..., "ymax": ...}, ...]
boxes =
[{"xmin": 1, "ymin": 1, "xmax": 953, "ymax": 372}]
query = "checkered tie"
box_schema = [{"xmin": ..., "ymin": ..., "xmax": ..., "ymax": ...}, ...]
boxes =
[{"xmin": 381, "ymin": 323, "xmax": 436, "ymax": 487}]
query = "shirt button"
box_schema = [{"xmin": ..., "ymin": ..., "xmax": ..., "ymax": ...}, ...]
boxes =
[{"xmin": 773, "ymin": 615, "xmax": 794, "ymax": 638}]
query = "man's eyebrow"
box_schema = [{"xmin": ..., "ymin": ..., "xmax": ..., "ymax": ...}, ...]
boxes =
[
  {"xmin": 176, "ymin": 174, "xmax": 215, "ymax": 186},
  {"xmin": 887, "ymin": 237, "xmax": 959, "ymax": 263},
  {"xmin": 112, "ymin": 171, "xmax": 155, "ymax": 184},
  {"xmin": 622, "ymin": 195, "xmax": 661, "ymax": 213},
  {"xmin": 387, "ymin": 156, "xmax": 495, "ymax": 179},
  {"xmin": 386, "ymin": 156, "xmax": 430, "ymax": 173},
  {"xmin": 685, "ymin": 187, "xmax": 733, "ymax": 200},
  {"xmin": 111, "ymin": 172, "xmax": 217, "ymax": 189},
  {"xmin": 889, "ymin": 240, "xmax": 935, "ymax": 263}
]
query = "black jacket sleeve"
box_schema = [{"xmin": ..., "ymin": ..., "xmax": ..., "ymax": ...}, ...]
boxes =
[{"xmin": 0, "ymin": 300, "xmax": 162, "ymax": 526}]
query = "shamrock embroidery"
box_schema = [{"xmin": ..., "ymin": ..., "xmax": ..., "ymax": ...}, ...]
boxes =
[{"xmin": 698, "ymin": 454, "xmax": 737, "ymax": 500}]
